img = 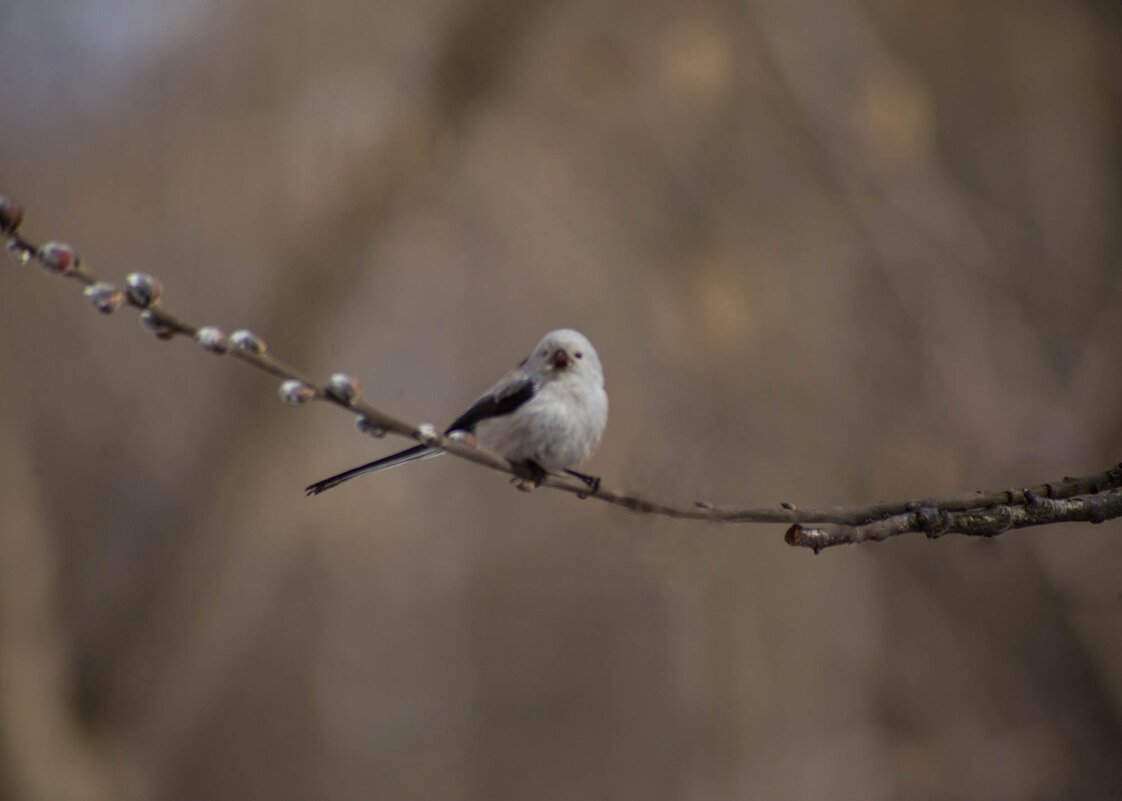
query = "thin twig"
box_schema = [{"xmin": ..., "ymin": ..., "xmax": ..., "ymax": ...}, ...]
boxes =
[{"xmin": 3, "ymin": 195, "xmax": 1120, "ymax": 551}]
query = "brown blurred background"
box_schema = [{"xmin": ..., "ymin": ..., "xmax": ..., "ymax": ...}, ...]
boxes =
[{"xmin": 2, "ymin": 0, "xmax": 1121, "ymax": 799}]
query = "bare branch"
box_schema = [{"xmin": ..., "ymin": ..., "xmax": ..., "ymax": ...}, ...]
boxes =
[
  {"xmin": 3, "ymin": 195, "xmax": 1120, "ymax": 552},
  {"xmin": 787, "ymin": 486, "xmax": 1122, "ymax": 552}
]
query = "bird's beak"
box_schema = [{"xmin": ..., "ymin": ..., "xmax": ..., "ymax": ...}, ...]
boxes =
[{"xmin": 551, "ymin": 350, "xmax": 570, "ymax": 370}]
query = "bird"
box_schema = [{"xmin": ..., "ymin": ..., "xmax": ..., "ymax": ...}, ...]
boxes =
[{"xmin": 305, "ymin": 329, "xmax": 608, "ymax": 495}]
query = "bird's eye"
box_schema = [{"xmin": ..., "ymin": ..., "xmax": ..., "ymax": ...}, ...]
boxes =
[{"xmin": 574, "ymin": 352, "xmax": 583, "ymax": 359}]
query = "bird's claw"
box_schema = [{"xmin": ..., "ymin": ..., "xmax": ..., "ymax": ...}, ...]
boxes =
[
  {"xmin": 510, "ymin": 460, "xmax": 546, "ymax": 492},
  {"xmin": 565, "ymin": 469, "xmax": 600, "ymax": 498}
]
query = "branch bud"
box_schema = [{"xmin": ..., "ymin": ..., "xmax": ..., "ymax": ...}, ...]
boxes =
[
  {"xmin": 125, "ymin": 272, "xmax": 162, "ymax": 307},
  {"xmin": 83, "ymin": 282, "xmax": 126, "ymax": 314},
  {"xmin": 417, "ymin": 423, "xmax": 439, "ymax": 445},
  {"xmin": 195, "ymin": 326, "xmax": 229, "ymax": 354},
  {"xmin": 0, "ymin": 197, "xmax": 24, "ymax": 234},
  {"xmin": 139, "ymin": 310, "xmax": 175, "ymax": 340},
  {"xmin": 279, "ymin": 379, "xmax": 316, "ymax": 405},
  {"xmin": 38, "ymin": 241, "xmax": 80, "ymax": 275},
  {"xmin": 6, "ymin": 240, "xmax": 33, "ymax": 266},
  {"xmin": 230, "ymin": 329, "xmax": 266, "ymax": 355},
  {"xmin": 355, "ymin": 415, "xmax": 387, "ymax": 438},
  {"xmin": 326, "ymin": 373, "xmax": 361, "ymax": 404}
]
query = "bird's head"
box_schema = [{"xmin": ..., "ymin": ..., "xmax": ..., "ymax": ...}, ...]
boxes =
[{"xmin": 527, "ymin": 329, "xmax": 602, "ymax": 384}]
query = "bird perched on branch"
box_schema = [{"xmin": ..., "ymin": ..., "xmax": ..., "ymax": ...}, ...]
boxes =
[{"xmin": 306, "ymin": 329, "xmax": 608, "ymax": 495}]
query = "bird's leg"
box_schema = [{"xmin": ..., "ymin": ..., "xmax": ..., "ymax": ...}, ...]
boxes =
[
  {"xmin": 510, "ymin": 460, "xmax": 547, "ymax": 492},
  {"xmin": 524, "ymin": 460, "xmax": 547, "ymax": 485},
  {"xmin": 564, "ymin": 468, "xmax": 601, "ymax": 495}
]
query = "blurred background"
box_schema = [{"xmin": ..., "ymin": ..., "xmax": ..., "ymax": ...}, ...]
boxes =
[{"xmin": 2, "ymin": 0, "xmax": 1121, "ymax": 799}]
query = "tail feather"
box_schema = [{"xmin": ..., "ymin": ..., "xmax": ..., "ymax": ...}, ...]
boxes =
[{"xmin": 305, "ymin": 445, "xmax": 443, "ymax": 495}]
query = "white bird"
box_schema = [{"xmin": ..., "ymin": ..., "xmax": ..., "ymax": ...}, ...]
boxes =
[{"xmin": 305, "ymin": 329, "xmax": 608, "ymax": 495}]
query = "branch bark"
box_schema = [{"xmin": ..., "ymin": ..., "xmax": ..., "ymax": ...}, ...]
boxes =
[{"xmin": 4, "ymin": 195, "xmax": 1121, "ymax": 552}]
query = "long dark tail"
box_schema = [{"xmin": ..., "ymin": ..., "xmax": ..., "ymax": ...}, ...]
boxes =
[{"xmin": 305, "ymin": 445, "xmax": 442, "ymax": 495}]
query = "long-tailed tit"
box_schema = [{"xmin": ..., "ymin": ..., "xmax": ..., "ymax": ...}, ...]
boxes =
[{"xmin": 305, "ymin": 329, "xmax": 608, "ymax": 495}]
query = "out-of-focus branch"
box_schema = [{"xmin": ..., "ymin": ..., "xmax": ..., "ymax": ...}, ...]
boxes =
[{"xmin": 3, "ymin": 195, "xmax": 1121, "ymax": 552}]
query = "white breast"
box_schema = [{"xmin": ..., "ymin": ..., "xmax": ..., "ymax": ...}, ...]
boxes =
[{"xmin": 475, "ymin": 378, "xmax": 608, "ymax": 471}]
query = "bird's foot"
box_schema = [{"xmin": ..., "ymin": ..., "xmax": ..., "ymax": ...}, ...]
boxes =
[
  {"xmin": 565, "ymin": 468, "xmax": 601, "ymax": 498},
  {"xmin": 510, "ymin": 460, "xmax": 547, "ymax": 492}
]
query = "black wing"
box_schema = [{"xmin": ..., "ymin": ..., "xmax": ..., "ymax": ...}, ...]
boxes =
[{"xmin": 445, "ymin": 369, "xmax": 535, "ymax": 433}]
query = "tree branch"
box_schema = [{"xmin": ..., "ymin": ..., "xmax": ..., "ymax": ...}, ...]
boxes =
[{"xmin": 3, "ymin": 195, "xmax": 1120, "ymax": 552}]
